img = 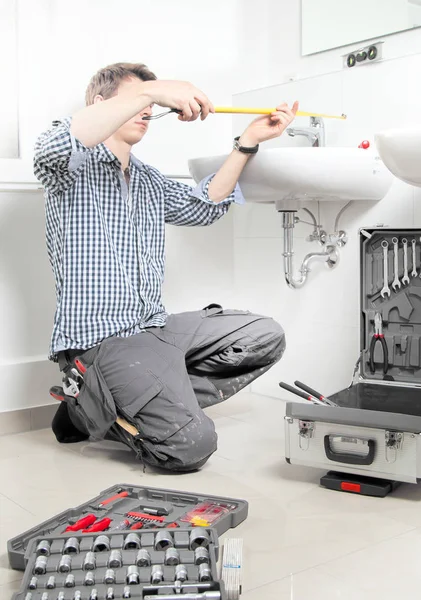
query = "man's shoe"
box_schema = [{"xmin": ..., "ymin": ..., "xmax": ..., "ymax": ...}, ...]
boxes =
[{"xmin": 51, "ymin": 401, "xmax": 89, "ymax": 443}]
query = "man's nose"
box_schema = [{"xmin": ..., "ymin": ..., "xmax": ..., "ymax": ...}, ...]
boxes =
[{"xmin": 142, "ymin": 104, "xmax": 153, "ymax": 118}]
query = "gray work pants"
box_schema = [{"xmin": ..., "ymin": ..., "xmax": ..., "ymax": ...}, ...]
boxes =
[{"xmin": 68, "ymin": 306, "xmax": 285, "ymax": 472}]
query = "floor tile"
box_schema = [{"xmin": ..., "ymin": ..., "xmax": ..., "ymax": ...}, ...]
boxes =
[
  {"xmin": 0, "ymin": 578, "xmax": 22, "ymax": 599},
  {"xmin": 0, "ymin": 494, "xmax": 38, "ymax": 587},
  {"xmin": 241, "ymin": 567, "xmax": 371, "ymax": 600},
  {"xmin": 320, "ymin": 527, "xmax": 421, "ymax": 597}
]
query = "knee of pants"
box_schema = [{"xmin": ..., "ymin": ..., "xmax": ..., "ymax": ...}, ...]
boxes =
[
  {"xmin": 254, "ymin": 317, "xmax": 286, "ymax": 364},
  {"xmin": 176, "ymin": 416, "xmax": 218, "ymax": 470},
  {"xmin": 145, "ymin": 415, "xmax": 218, "ymax": 473}
]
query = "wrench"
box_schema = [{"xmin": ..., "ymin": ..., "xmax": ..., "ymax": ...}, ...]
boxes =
[
  {"xmin": 412, "ymin": 239, "xmax": 418, "ymax": 277},
  {"xmin": 392, "ymin": 237, "xmax": 401, "ymax": 291},
  {"xmin": 402, "ymin": 238, "xmax": 410, "ymax": 285},
  {"xmin": 380, "ymin": 240, "xmax": 391, "ymax": 298}
]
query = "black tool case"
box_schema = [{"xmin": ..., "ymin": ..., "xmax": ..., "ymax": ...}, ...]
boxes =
[
  {"xmin": 8, "ymin": 484, "xmax": 248, "ymax": 600},
  {"xmin": 285, "ymin": 228, "xmax": 421, "ymax": 485}
]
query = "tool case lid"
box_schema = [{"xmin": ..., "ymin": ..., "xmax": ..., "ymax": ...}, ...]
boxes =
[
  {"xmin": 358, "ymin": 227, "xmax": 421, "ymax": 386},
  {"xmin": 7, "ymin": 483, "xmax": 248, "ymax": 571}
]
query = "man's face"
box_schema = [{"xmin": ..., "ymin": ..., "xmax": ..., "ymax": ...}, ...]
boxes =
[{"xmin": 96, "ymin": 77, "xmax": 153, "ymax": 146}]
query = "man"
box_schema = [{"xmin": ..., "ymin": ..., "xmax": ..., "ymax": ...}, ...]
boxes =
[{"xmin": 34, "ymin": 62, "xmax": 298, "ymax": 472}]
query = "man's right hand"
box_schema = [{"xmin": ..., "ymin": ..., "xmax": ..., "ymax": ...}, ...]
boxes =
[{"xmin": 139, "ymin": 80, "xmax": 214, "ymax": 122}]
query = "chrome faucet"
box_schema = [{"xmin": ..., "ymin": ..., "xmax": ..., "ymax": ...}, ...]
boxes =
[{"xmin": 287, "ymin": 116, "xmax": 325, "ymax": 147}]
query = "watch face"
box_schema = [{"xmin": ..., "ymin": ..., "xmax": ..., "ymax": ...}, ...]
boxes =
[{"xmin": 233, "ymin": 138, "xmax": 258, "ymax": 154}]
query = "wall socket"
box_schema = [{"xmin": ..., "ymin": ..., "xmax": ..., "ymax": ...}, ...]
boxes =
[{"xmin": 342, "ymin": 41, "xmax": 384, "ymax": 69}]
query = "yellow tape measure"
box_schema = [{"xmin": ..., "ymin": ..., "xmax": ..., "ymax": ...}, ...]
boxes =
[{"xmin": 214, "ymin": 107, "xmax": 347, "ymax": 120}]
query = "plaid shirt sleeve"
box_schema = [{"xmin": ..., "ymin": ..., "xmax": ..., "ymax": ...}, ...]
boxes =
[
  {"xmin": 163, "ymin": 174, "xmax": 245, "ymax": 227},
  {"xmin": 33, "ymin": 117, "xmax": 91, "ymax": 193}
]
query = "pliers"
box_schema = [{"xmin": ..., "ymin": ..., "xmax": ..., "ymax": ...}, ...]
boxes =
[{"xmin": 369, "ymin": 312, "xmax": 389, "ymax": 374}]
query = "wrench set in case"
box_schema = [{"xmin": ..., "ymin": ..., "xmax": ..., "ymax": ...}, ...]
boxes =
[
  {"xmin": 8, "ymin": 484, "xmax": 247, "ymax": 600},
  {"xmin": 284, "ymin": 228, "xmax": 421, "ymax": 490}
]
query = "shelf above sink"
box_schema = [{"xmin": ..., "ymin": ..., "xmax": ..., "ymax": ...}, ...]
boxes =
[{"xmin": 188, "ymin": 147, "xmax": 393, "ymax": 209}]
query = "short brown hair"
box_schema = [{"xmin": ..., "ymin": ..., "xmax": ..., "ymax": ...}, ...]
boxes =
[{"xmin": 85, "ymin": 62, "xmax": 157, "ymax": 106}]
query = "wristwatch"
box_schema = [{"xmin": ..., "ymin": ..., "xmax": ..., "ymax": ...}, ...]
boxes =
[{"xmin": 233, "ymin": 136, "xmax": 259, "ymax": 154}]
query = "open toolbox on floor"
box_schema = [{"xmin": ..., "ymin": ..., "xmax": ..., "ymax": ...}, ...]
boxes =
[
  {"xmin": 12, "ymin": 527, "xmax": 224, "ymax": 600},
  {"xmin": 283, "ymin": 228, "xmax": 421, "ymax": 486},
  {"xmin": 8, "ymin": 484, "xmax": 247, "ymax": 600}
]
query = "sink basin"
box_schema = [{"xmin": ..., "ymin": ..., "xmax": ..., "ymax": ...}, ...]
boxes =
[
  {"xmin": 375, "ymin": 128, "xmax": 421, "ymax": 187},
  {"xmin": 188, "ymin": 147, "xmax": 393, "ymax": 208}
]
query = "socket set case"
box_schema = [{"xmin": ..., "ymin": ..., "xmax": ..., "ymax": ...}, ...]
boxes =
[
  {"xmin": 8, "ymin": 484, "xmax": 248, "ymax": 572},
  {"xmin": 12, "ymin": 526, "xmax": 223, "ymax": 600},
  {"xmin": 285, "ymin": 228, "xmax": 421, "ymax": 484}
]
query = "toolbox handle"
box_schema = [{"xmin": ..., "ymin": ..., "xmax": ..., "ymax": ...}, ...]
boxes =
[{"xmin": 324, "ymin": 435, "xmax": 376, "ymax": 465}]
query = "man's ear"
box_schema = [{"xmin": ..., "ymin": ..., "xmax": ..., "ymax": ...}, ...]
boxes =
[{"xmin": 93, "ymin": 95, "xmax": 104, "ymax": 104}]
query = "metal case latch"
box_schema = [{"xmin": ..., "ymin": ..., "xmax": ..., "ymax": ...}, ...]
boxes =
[
  {"xmin": 298, "ymin": 420, "xmax": 314, "ymax": 451},
  {"xmin": 385, "ymin": 431, "xmax": 404, "ymax": 463}
]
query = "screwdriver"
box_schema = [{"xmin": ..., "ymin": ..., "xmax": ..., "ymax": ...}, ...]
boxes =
[
  {"xmin": 82, "ymin": 517, "xmax": 112, "ymax": 533},
  {"xmin": 64, "ymin": 514, "xmax": 97, "ymax": 533}
]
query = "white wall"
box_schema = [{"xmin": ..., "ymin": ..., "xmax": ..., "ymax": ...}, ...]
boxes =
[
  {"xmin": 0, "ymin": 0, "xmax": 19, "ymax": 158},
  {"xmin": 232, "ymin": 1, "xmax": 421, "ymax": 399},
  {"xmin": 302, "ymin": 0, "xmax": 411, "ymax": 55},
  {"xmin": 234, "ymin": 0, "xmax": 421, "ymax": 92},
  {"xmin": 0, "ymin": 0, "xmax": 243, "ymax": 413}
]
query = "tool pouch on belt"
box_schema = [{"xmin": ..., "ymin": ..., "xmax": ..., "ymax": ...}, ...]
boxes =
[{"xmin": 63, "ymin": 348, "xmax": 118, "ymax": 442}]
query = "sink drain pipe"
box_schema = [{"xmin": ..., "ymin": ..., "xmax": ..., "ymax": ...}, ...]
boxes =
[{"xmin": 282, "ymin": 211, "xmax": 339, "ymax": 289}]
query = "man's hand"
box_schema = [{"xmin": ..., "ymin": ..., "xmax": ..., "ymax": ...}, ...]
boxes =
[
  {"xmin": 139, "ymin": 80, "xmax": 214, "ymax": 122},
  {"xmin": 238, "ymin": 101, "xmax": 299, "ymax": 147}
]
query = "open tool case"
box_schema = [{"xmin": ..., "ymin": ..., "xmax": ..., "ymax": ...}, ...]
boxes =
[
  {"xmin": 285, "ymin": 228, "xmax": 421, "ymax": 490},
  {"xmin": 8, "ymin": 484, "xmax": 247, "ymax": 600}
]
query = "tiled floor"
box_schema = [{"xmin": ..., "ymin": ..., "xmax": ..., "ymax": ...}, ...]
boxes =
[{"xmin": 2, "ymin": 392, "xmax": 421, "ymax": 599}]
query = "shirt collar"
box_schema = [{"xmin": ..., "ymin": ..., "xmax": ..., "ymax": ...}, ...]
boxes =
[
  {"xmin": 130, "ymin": 154, "xmax": 145, "ymax": 172},
  {"xmin": 95, "ymin": 143, "xmax": 118, "ymax": 163}
]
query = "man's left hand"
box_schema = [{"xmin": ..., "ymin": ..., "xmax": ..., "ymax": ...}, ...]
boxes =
[{"xmin": 238, "ymin": 101, "xmax": 299, "ymax": 147}]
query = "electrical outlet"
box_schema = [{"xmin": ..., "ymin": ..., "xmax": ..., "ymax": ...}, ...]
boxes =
[{"xmin": 343, "ymin": 41, "xmax": 384, "ymax": 69}]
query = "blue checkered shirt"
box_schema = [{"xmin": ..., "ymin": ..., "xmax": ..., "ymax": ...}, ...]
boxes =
[{"xmin": 34, "ymin": 117, "xmax": 244, "ymax": 360}]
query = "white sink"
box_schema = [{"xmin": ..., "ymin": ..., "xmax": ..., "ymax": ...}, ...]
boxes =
[
  {"xmin": 188, "ymin": 147, "xmax": 393, "ymax": 208},
  {"xmin": 375, "ymin": 128, "xmax": 421, "ymax": 187}
]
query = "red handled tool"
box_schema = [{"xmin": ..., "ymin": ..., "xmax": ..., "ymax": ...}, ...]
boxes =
[
  {"xmin": 64, "ymin": 514, "xmax": 97, "ymax": 533},
  {"xmin": 74, "ymin": 358, "xmax": 87, "ymax": 374},
  {"xmin": 279, "ymin": 382, "xmax": 327, "ymax": 406},
  {"xmin": 98, "ymin": 491, "xmax": 129, "ymax": 508},
  {"xmin": 294, "ymin": 381, "xmax": 338, "ymax": 407},
  {"xmin": 111, "ymin": 519, "xmax": 131, "ymax": 531},
  {"xmin": 49, "ymin": 386, "xmax": 70, "ymax": 402},
  {"xmin": 369, "ymin": 312, "xmax": 389, "ymax": 375},
  {"xmin": 82, "ymin": 517, "xmax": 112, "ymax": 533}
]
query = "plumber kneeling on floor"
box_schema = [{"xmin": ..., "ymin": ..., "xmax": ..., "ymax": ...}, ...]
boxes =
[{"xmin": 34, "ymin": 62, "xmax": 298, "ymax": 472}]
